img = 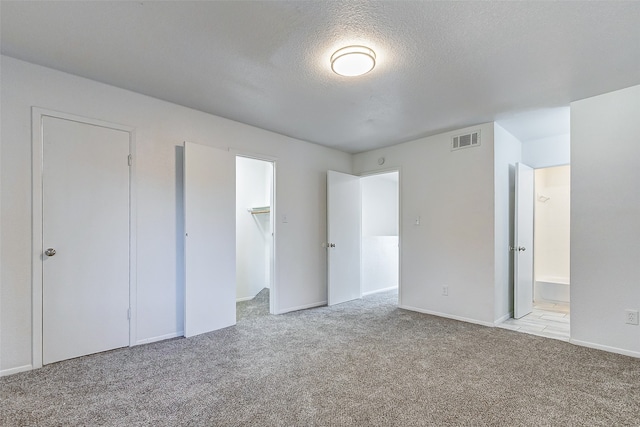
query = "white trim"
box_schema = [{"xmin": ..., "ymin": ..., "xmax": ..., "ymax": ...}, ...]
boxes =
[
  {"xmin": 274, "ymin": 301, "xmax": 326, "ymax": 315},
  {"xmin": 236, "ymin": 296, "xmax": 254, "ymax": 302},
  {"xmin": 31, "ymin": 107, "xmax": 137, "ymax": 369},
  {"xmin": 358, "ymin": 166, "xmax": 402, "ymax": 178},
  {"xmin": 136, "ymin": 332, "xmax": 184, "ymax": 346},
  {"xmin": 228, "ymin": 148, "xmax": 278, "ymax": 163},
  {"xmin": 270, "ymin": 161, "xmax": 277, "ymax": 315},
  {"xmin": 570, "ymin": 339, "xmax": 640, "ymax": 359},
  {"xmin": 128, "ymin": 129, "xmax": 138, "ymax": 347},
  {"xmin": 31, "ymin": 108, "xmax": 44, "ymax": 370},
  {"xmin": 494, "ymin": 312, "xmax": 513, "ymax": 325},
  {"xmin": 399, "ymin": 304, "xmax": 496, "ymax": 328},
  {"xmin": 0, "ymin": 364, "xmax": 33, "ymax": 377},
  {"xmin": 363, "ymin": 286, "xmax": 398, "ymax": 296}
]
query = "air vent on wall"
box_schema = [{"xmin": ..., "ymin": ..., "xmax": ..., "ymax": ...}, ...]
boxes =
[{"xmin": 452, "ymin": 130, "xmax": 481, "ymax": 151}]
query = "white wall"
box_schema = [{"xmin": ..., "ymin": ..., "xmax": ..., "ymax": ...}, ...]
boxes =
[
  {"xmin": 0, "ymin": 56, "xmax": 352, "ymax": 374},
  {"xmin": 570, "ymin": 85, "xmax": 640, "ymax": 357},
  {"xmin": 493, "ymin": 124, "xmax": 522, "ymax": 322},
  {"xmin": 534, "ymin": 166, "xmax": 570, "ymax": 283},
  {"xmin": 361, "ymin": 173, "xmax": 399, "ymax": 294},
  {"xmin": 522, "ymin": 133, "xmax": 570, "ymax": 168},
  {"xmin": 361, "ymin": 174, "xmax": 398, "ymax": 237},
  {"xmin": 353, "ymin": 123, "xmax": 497, "ymax": 325},
  {"xmin": 236, "ymin": 157, "xmax": 272, "ymax": 300}
]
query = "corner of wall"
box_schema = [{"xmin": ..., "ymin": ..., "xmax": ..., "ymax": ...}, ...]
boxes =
[{"xmin": 492, "ymin": 122, "xmax": 522, "ymax": 322}]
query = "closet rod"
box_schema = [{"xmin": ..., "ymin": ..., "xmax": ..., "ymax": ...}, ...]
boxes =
[{"xmin": 247, "ymin": 206, "xmax": 270, "ymax": 215}]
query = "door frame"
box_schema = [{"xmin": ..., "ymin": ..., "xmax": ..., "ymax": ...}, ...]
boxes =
[
  {"xmin": 522, "ymin": 163, "xmax": 571, "ymax": 312},
  {"xmin": 356, "ymin": 167, "xmax": 403, "ymax": 304},
  {"xmin": 31, "ymin": 107, "xmax": 137, "ymax": 369},
  {"xmin": 232, "ymin": 150, "xmax": 278, "ymax": 315}
]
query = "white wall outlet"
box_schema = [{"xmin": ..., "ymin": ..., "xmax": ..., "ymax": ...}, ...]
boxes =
[
  {"xmin": 625, "ymin": 309, "xmax": 639, "ymax": 325},
  {"xmin": 442, "ymin": 286, "xmax": 448, "ymax": 296}
]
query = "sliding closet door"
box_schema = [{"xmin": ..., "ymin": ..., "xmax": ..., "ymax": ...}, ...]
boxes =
[{"xmin": 183, "ymin": 142, "xmax": 236, "ymax": 337}]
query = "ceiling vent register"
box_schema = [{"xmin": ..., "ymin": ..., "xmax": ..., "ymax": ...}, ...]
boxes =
[{"xmin": 452, "ymin": 130, "xmax": 481, "ymax": 151}]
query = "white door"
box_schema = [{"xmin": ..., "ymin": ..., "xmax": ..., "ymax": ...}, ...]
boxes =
[
  {"xmin": 184, "ymin": 142, "xmax": 236, "ymax": 337},
  {"xmin": 42, "ymin": 116, "xmax": 130, "ymax": 365},
  {"xmin": 327, "ymin": 170, "xmax": 361, "ymax": 305},
  {"xmin": 514, "ymin": 162, "xmax": 534, "ymax": 319}
]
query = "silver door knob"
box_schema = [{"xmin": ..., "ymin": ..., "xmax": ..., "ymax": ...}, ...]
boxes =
[
  {"xmin": 44, "ymin": 248, "xmax": 56, "ymax": 257},
  {"xmin": 518, "ymin": 246, "xmax": 526, "ymax": 251},
  {"xmin": 329, "ymin": 243, "xmax": 336, "ymax": 248}
]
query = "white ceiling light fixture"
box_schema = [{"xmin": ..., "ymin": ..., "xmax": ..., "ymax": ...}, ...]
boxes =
[{"xmin": 330, "ymin": 45, "xmax": 376, "ymax": 77}]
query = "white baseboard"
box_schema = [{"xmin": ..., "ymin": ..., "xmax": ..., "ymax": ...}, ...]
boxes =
[
  {"xmin": 494, "ymin": 312, "xmax": 513, "ymax": 325},
  {"xmin": 1, "ymin": 364, "xmax": 33, "ymax": 377},
  {"xmin": 136, "ymin": 331, "xmax": 184, "ymax": 346},
  {"xmin": 236, "ymin": 296, "xmax": 254, "ymax": 302},
  {"xmin": 275, "ymin": 301, "xmax": 326, "ymax": 315},
  {"xmin": 399, "ymin": 304, "xmax": 495, "ymax": 328},
  {"xmin": 570, "ymin": 339, "xmax": 640, "ymax": 359},
  {"xmin": 363, "ymin": 286, "xmax": 398, "ymax": 296}
]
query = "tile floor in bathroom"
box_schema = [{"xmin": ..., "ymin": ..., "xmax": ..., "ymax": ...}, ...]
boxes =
[{"xmin": 498, "ymin": 301, "xmax": 570, "ymax": 341}]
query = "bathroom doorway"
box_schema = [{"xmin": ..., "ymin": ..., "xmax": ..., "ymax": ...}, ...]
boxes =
[
  {"xmin": 532, "ymin": 165, "xmax": 571, "ymax": 322},
  {"xmin": 504, "ymin": 164, "xmax": 570, "ymax": 340}
]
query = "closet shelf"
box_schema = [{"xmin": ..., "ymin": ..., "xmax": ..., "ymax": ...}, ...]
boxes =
[{"xmin": 248, "ymin": 206, "xmax": 270, "ymax": 215}]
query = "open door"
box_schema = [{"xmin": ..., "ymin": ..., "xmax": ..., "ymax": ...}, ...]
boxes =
[
  {"xmin": 327, "ymin": 170, "xmax": 361, "ymax": 305},
  {"xmin": 184, "ymin": 142, "xmax": 236, "ymax": 337},
  {"xmin": 514, "ymin": 162, "xmax": 534, "ymax": 319}
]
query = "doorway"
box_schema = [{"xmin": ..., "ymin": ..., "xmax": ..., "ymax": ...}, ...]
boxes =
[
  {"xmin": 532, "ymin": 165, "xmax": 571, "ymax": 323},
  {"xmin": 504, "ymin": 164, "xmax": 570, "ymax": 340},
  {"xmin": 327, "ymin": 170, "xmax": 400, "ymax": 306},
  {"xmin": 236, "ymin": 156, "xmax": 275, "ymax": 320},
  {"xmin": 360, "ymin": 172, "xmax": 400, "ymax": 300}
]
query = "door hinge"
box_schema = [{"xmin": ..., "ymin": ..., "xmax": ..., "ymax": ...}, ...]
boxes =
[
  {"xmin": 127, "ymin": 154, "xmax": 132, "ymax": 166},
  {"xmin": 127, "ymin": 308, "xmax": 131, "ymax": 320}
]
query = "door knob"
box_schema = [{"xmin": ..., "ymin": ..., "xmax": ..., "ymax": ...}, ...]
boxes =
[
  {"xmin": 518, "ymin": 246, "xmax": 526, "ymax": 251},
  {"xmin": 509, "ymin": 246, "xmax": 526, "ymax": 252},
  {"xmin": 329, "ymin": 243, "xmax": 336, "ymax": 248},
  {"xmin": 44, "ymin": 248, "xmax": 56, "ymax": 257}
]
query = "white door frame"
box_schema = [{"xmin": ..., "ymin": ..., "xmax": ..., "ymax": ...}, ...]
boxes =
[
  {"xmin": 31, "ymin": 107, "xmax": 137, "ymax": 370},
  {"xmin": 233, "ymin": 151, "xmax": 278, "ymax": 315},
  {"xmin": 357, "ymin": 167, "xmax": 403, "ymax": 304}
]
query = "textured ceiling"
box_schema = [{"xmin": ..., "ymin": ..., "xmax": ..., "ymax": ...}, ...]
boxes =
[{"xmin": 2, "ymin": 1, "xmax": 639, "ymax": 153}]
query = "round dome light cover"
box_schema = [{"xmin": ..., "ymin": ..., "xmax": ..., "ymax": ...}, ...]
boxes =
[{"xmin": 331, "ymin": 46, "xmax": 376, "ymax": 77}]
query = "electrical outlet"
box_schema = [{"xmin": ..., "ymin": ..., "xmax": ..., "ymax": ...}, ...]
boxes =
[
  {"xmin": 442, "ymin": 286, "xmax": 448, "ymax": 296},
  {"xmin": 625, "ymin": 309, "xmax": 639, "ymax": 325}
]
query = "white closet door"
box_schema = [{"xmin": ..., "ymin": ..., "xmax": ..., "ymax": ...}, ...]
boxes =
[
  {"xmin": 184, "ymin": 142, "xmax": 236, "ymax": 337},
  {"xmin": 514, "ymin": 162, "xmax": 535, "ymax": 319},
  {"xmin": 42, "ymin": 116, "xmax": 130, "ymax": 365},
  {"xmin": 327, "ymin": 170, "xmax": 362, "ymax": 305}
]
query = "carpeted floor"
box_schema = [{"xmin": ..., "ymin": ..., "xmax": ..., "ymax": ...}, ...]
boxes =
[
  {"xmin": 2, "ymin": 290, "xmax": 639, "ymax": 426},
  {"xmin": 236, "ymin": 287, "xmax": 270, "ymax": 321}
]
